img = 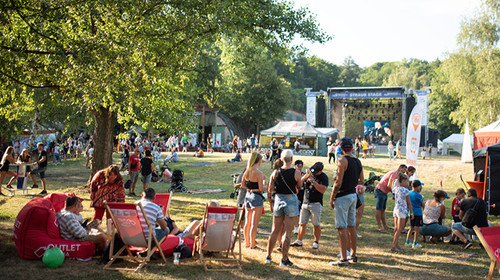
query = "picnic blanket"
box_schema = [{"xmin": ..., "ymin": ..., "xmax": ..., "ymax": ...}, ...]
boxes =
[
  {"xmin": 184, "ymin": 162, "xmax": 219, "ymax": 167},
  {"xmin": 187, "ymin": 188, "xmax": 226, "ymax": 194}
]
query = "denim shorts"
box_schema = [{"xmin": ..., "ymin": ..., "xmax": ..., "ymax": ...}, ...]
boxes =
[
  {"xmin": 451, "ymin": 222, "xmax": 475, "ymax": 235},
  {"xmin": 299, "ymin": 202, "xmax": 322, "ymax": 226},
  {"xmin": 420, "ymin": 223, "xmax": 450, "ymax": 236},
  {"xmin": 357, "ymin": 192, "xmax": 365, "ymax": 204},
  {"xmin": 273, "ymin": 193, "xmax": 299, "ymax": 217},
  {"xmin": 142, "ymin": 173, "xmax": 152, "ymax": 183},
  {"xmin": 374, "ymin": 188, "xmax": 388, "ymax": 210},
  {"xmin": 335, "ymin": 193, "xmax": 357, "ymax": 229},
  {"xmin": 245, "ymin": 191, "xmax": 264, "ymax": 209}
]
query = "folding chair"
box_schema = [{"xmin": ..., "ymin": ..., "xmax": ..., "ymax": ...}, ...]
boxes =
[
  {"xmin": 193, "ymin": 204, "xmax": 243, "ymax": 271},
  {"xmin": 104, "ymin": 201, "xmax": 167, "ymax": 272},
  {"xmin": 153, "ymin": 191, "xmax": 173, "ymax": 218},
  {"xmin": 474, "ymin": 226, "xmax": 500, "ymax": 280}
]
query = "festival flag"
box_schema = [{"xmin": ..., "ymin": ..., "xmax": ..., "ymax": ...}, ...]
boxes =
[
  {"xmin": 462, "ymin": 119, "xmax": 473, "ymax": 163},
  {"xmin": 406, "ymin": 102, "xmax": 424, "ymax": 168}
]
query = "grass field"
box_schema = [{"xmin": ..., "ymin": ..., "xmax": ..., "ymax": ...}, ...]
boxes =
[{"xmin": 0, "ymin": 151, "xmax": 496, "ymax": 280}]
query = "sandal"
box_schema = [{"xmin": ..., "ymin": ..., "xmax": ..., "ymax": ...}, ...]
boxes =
[
  {"xmin": 377, "ymin": 228, "xmax": 387, "ymax": 233},
  {"xmin": 391, "ymin": 246, "xmax": 403, "ymax": 253},
  {"xmin": 6, "ymin": 185, "xmax": 13, "ymax": 189}
]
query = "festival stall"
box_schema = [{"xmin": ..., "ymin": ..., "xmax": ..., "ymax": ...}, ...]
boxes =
[
  {"xmin": 474, "ymin": 119, "xmax": 500, "ymax": 150},
  {"xmin": 259, "ymin": 121, "xmax": 338, "ymax": 156},
  {"xmin": 472, "ymin": 142, "xmax": 500, "ymax": 215},
  {"xmin": 441, "ymin": 133, "xmax": 473, "ymax": 155}
]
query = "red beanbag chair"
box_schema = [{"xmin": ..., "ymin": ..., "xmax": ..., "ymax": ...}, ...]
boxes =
[
  {"xmin": 13, "ymin": 196, "xmax": 95, "ymax": 260},
  {"xmin": 159, "ymin": 235, "xmax": 194, "ymax": 256}
]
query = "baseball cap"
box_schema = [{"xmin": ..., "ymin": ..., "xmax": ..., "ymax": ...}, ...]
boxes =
[{"xmin": 340, "ymin": 137, "xmax": 353, "ymax": 149}]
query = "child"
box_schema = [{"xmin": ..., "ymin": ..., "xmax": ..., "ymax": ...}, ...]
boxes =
[
  {"xmin": 406, "ymin": 180, "xmax": 424, "ymax": 248},
  {"xmin": 392, "ymin": 173, "xmax": 413, "ymax": 252},
  {"xmin": 450, "ymin": 188, "xmax": 466, "ymax": 244}
]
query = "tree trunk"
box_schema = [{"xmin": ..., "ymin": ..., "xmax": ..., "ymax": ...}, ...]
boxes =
[
  {"xmin": 91, "ymin": 106, "xmax": 115, "ymax": 177},
  {"xmin": 28, "ymin": 109, "xmax": 41, "ymax": 151}
]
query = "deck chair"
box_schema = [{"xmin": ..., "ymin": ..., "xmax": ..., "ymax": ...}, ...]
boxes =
[
  {"xmin": 474, "ymin": 226, "xmax": 500, "ymax": 280},
  {"xmin": 104, "ymin": 201, "xmax": 167, "ymax": 272},
  {"xmin": 153, "ymin": 191, "xmax": 173, "ymax": 218},
  {"xmin": 193, "ymin": 204, "xmax": 243, "ymax": 271}
]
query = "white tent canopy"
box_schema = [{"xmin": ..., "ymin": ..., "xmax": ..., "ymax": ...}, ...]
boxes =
[
  {"xmin": 442, "ymin": 133, "xmax": 473, "ymax": 155},
  {"xmin": 260, "ymin": 121, "xmax": 338, "ymax": 137}
]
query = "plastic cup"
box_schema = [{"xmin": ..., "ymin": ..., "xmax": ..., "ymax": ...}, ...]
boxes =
[{"xmin": 173, "ymin": 252, "xmax": 181, "ymax": 265}]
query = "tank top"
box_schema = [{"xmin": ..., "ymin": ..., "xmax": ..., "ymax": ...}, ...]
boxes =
[
  {"xmin": 0, "ymin": 159, "xmax": 10, "ymax": 172},
  {"xmin": 275, "ymin": 168, "xmax": 297, "ymax": 194},
  {"xmin": 337, "ymin": 156, "xmax": 362, "ymax": 198},
  {"xmin": 423, "ymin": 200, "xmax": 442, "ymax": 224},
  {"xmin": 245, "ymin": 181, "xmax": 259, "ymax": 191}
]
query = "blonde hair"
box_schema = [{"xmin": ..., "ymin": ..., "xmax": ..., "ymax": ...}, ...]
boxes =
[
  {"xmin": 281, "ymin": 149, "xmax": 293, "ymax": 163},
  {"xmin": 246, "ymin": 151, "xmax": 262, "ymax": 170},
  {"xmin": 209, "ymin": 200, "xmax": 220, "ymax": 207}
]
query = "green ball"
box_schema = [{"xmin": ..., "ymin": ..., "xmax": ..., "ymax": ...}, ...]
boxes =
[{"xmin": 42, "ymin": 247, "xmax": 65, "ymax": 268}]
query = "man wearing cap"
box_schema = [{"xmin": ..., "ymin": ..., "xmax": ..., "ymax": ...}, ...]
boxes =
[
  {"xmin": 290, "ymin": 162, "xmax": 328, "ymax": 249},
  {"xmin": 330, "ymin": 137, "xmax": 364, "ymax": 266},
  {"xmin": 374, "ymin": 164, "xmax": 408, "ymax": 232}
]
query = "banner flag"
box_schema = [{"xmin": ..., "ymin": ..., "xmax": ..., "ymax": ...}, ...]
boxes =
[
  {"xmin": 406, "ymin": 103, "xmax": 424, "ymax": 168},
  {"xmin": 461, "ymin": 119, "xmax": 473, "ymax": 163}
]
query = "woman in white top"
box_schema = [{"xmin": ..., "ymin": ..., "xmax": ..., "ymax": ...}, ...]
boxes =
[{"xmin": 420, "ymin": 190, "xmax": 451, "ymax": 243}]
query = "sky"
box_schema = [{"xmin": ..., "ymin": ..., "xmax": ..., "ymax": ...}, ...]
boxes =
[{"xmin": 293, "ymin": 0, "xmax": 483, "ymax": 67}]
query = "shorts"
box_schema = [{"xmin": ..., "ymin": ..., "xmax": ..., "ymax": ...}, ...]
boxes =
[
  {"xmin": 299, "ymin": 203, "xmax": 322, "ymax": 226},
  {"xmin": 420, "ymin": 223, "xmax": 450, "ymax": 236},
  {"xmin": 357, "ymin": 192, "xmax": 365, "ymax": 204},
  {"xmin": 129, "ymin": 171, "xmax": 139, "ymax": 183},
  {"xmin": 30, "ymin": 166, "xmax": 47, "ymax": 179},
  {"xmin": 81, "ymin": 234, "xmax": 98, "ymax": 242},
  {"xmin": 374, "ymin": 188, "xmax": 388, "ymax": 210},
  {"xmin": 334, "ymin": 193, "xmax": 357, "ymax": 229},
  {"xmin": 410, "ymin": 215, "xmax": 423, "ymax": 227},
  {"xmin": 245, "ymin": 192, "xmax": 264, "ymax": 209},
  {"xmin": 451, "ymin": 222, "xmax": 475, "ymax": 235},
  {"xmin": 142, "ymin": 173, "xmax": 152, "ymax": 183},
  {"xmin": 273, "ymin": 193, "xmax": 299, "ymax": 217},
  {"xmin": 393, "ymin": 208, "xmax": 408, "ymax": 219}
]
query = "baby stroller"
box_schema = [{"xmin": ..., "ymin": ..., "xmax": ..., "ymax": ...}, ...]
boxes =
[
  {"xmin": 364, "ymin": 172, "xmax": 381, "ymax": 192},
  {"xmin": 229, "ymin": 173, "xmax": 242, "ymax": 199},
  {"xmin": 169, "ymin": 169, "xmax": 187, "ymax": 193}
]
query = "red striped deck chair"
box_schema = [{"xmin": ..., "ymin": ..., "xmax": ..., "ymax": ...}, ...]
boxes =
[
  {"xmin": 153, "ymin": 191, "xmax": 173, "ymax": 218},
  {"xmin": 104, "ymin": 201, "xmax": 167, "ymax": 272},
  {"xmin": 474, "ymin": 226, "xmax": 500, "ymax": 280},
  {"xmin": 193, "ymin": 204, "xmax": 243, "ymax": 271}
]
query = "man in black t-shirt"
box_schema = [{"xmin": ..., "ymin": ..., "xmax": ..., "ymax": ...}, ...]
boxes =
[
  {"xmin": 291, "ymin": 162, "xmax": 328, "ymax": 249},
  {"xmin": 451, "ymin": 188, "xmax": 489, "ymax": 249},
  {"xmin": 30, "ymin": 142, "xmax": 48, "ymax": 195},
  {"xmin": 140, "ymin": 150, "xmax": 154, "ymax": 191}
]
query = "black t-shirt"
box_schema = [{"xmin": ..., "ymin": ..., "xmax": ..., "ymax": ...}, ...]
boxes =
[
  {"xmin": 337, "ymin": 156, "xmax": 362, "ymax": 198},
  {"xmin": 275, "ymin": 168, "xmax": 297, "ymax": 194},
  {"xmin": 38, "ymin": 150, "xmax": 48, "ymax": 168},
  {"xmin": 461, "ymin": 197, "xmax": 489, "ymax": 228},
  {"xmin": 303, "ymin": 172, "xmax": 328, "ymax": 205},
  {"xmin": 140, "ymin": 157, "xmax": 153, "ymax": 176}
]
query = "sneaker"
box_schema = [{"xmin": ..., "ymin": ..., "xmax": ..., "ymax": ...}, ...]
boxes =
[
  {"xmin": 337, "ymin": 250, "xmax": 351, "ymax": 258},
  {"xmin": 347, "ymin": 255, "xmax": 358, "ymax": 263},
  {"xmin": 463, "ymin": 241, "xmax": 472, "ymax": 249},
  {"xmin": 405, "ymin": 240, "xmax": 411, "ymax": 247},
  {"xmin": 312, "ymin": 241, "xmax": 319, "ymax": 249},
  {"xmin": 264, "ymin": 256, "xmax": 271, "ymax": 264},
  {"xmin": 279, "ymin": 258, "xmax": 294, "ymax": 267},
  {"xmin": 32, "ymin": 184, "xmax": 39, "ymax": 189},
  {"xmin": 412, "ymin": 242, "xmax": 423, "ymax": 248},
  {"xmin": 39, "ymin": 190, "xmax": 47, "ymax": 195},
  {"xmin": 290, "ymin": 240, "xmax": 303, "ymax": 247},
  {"xmin": 329, "ymin": 259, "xmax": 349, "ymax": 266}
]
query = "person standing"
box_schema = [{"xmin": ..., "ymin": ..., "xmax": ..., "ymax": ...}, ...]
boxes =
[
  {"xmin": 140, "ymin": 150, "xmax": 154, "ymax": 191},
  {"xmin": 250, "ymin": 134, "xmax": 256, "ymax": 150},
  {"xmin": 327, "ymin": 137, "xmax": 335, "ymax": 164},
  {"xmin": 242, "ymin": 152, "xmax": 265, "ymax": 249},
  {"xmin": 374, "ymin": 164, "xmax": 408, "ymax": 232},
  {"xmin": 329, "ymin": 137, "xmax": 364, "ymax": 266},
  {"xmin": 290, "ymin": 162, "xmax": 328, "ymax": 249},
  {"xmin": 30, "ymin": 143, "xmax": 48, "ymax": 195},
  {"xmin": 90, "ymin": 165, "xmax": 125, "ymax": 221},
  {"xmin": 0, "ymin": 146, "xmax": 18, "ymax": 195},
  {"xmin": 128, "ymin": 149, "xmax": 141, "ymax": 196},
  {"xmin": 387, "ymin": 141, "xmax": 394, "ymax": 161},
  {"xmin": 265, "ymin": 150, "xmax": 301, "ymax": 267}
]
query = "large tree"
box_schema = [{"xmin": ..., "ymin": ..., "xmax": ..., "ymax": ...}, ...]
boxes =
[{"xmin": 0, "ymin": 0, "xmax": 329, "ymax": 174}]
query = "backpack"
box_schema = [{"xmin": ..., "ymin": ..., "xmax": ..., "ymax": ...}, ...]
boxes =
[{"xmin": 461, "ymin": 199, "xmax": 481, "ymax": 228}]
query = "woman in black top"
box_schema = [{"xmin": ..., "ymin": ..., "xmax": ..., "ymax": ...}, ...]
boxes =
[
  {"xmin": 242, "ymin": 151, "xmax": 265, "ymax": 249},
  {"xmin": 0, "ymin": 146, "xmax": 18, "ymax": 194},
  {"xmin": 265, "ymin": 149, "xmax": 302, "ymax": 267}
]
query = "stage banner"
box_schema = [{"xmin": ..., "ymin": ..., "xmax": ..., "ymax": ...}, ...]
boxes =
[
  {"xmin": 306, "ymin": 92, "xmax": 317, "ymax": 126},
  {"xmin": 406, "ymin": 102, "xmax": 424, "ymax": 168},
  {"xmin": 415, "ymin": 90, "xmax": 429, "ymax": 126}
]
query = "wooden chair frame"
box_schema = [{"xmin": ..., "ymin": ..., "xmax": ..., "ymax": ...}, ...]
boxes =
[
  {"xmin": 104, "ymin": 201, "xmax": 167, "ymax": 272},
  {"xmin": 193, "ymin": 204, "xmax": 243, "ymax": 271},
  {"xmin": 474, "ymin": 226, "xmax": 500, "ymax": 280}
]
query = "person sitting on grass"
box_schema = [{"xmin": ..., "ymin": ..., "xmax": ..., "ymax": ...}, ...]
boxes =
[
  {"xmin": 406, "ymin": 180, "xmax": 424, "ymax": 248},
  {"xmin": 451, "ymin": 188, "xmax": 489, "ymax": 249},
  {"xmin": 420, "ymin": 190, "xmax": 452, "ymax": 244},
  {"xmin": 227, "ymin": 151, "xmax": 242, "ymax": 162},
  {"xmin": 193, "ymin": 148, "xmax": 204, "ymax": 158},
  {"xmin": 391, "ymin": 173, "xmax": 413, "ymax": 253},
  {"xmin": 56, "ymin": 196, "xmax": 107, "ymax": 255}
]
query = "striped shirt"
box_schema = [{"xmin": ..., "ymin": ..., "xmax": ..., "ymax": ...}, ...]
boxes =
[
  {"xmin": 136, "ymin": 198, "xmax": 164, "ymax": 239},
  {"xmin": 56, "ymin": 209, "xmax": 87, "ymax": 240}
]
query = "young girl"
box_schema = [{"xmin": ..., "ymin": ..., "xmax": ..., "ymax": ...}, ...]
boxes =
[
  {"xmin": 450, "ymin": 188, "xmax": 466, "ymax": 244},
  {"xmin": 392, "ymin": 173, "xmax": 413, "ymax": 252},
  {"xmin": 242, "ymin": 151, "xmax": 265, "ymax": 249},
  {"xmin": 0, "ymin": 146, "xmax": 18, "ymax": 195}
]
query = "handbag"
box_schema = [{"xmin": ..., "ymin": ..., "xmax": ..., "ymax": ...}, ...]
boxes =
[{"xmin": 461, "ymin": 199, "xmax": 480, "ymax": 228}]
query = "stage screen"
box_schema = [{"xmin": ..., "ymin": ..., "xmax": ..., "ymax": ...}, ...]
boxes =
[{"xmin": 364, "ymin": 121, "xmax": 391, "ymax": 143}]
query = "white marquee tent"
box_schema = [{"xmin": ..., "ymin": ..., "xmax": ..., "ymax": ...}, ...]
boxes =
[{"xmin": 442, "ymin": 133, "xmax": 473, "ymax": 155}]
